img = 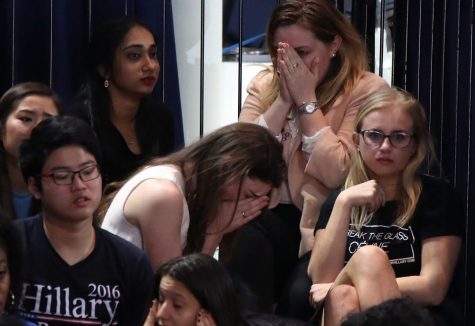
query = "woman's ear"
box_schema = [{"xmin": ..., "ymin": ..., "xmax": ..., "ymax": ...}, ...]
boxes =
[
  {"xmin": 96, "ymin": 65, "xmax": 108, "ymax": 79},
  {"xmin": 331, "ymin": 35, "xmax": 343, "ymax": 55},
  {"xmin": 28, "ymin": 177, "xmax": 42, "ymax": 200},
  {"xmin": 352, "ymin": 132, "xmax": 360, "ymax": 147}
]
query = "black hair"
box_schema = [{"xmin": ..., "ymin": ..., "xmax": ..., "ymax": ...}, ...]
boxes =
[
  {"xmin": 0, "ymin": 82, "xmax": 61, "ymax": 219},
  {"xmin": 18, "ymin": 116, "xmax": 102, "ymax": 187},
  {"xmin": 156, "ymin": 253, "xmax": 247, "ymax": 326},
  {"xmin": 78, "ymin": 16, "xmax": 158, "ymax": 126},
  {"xmin": 0, "ymin": 214, "xmax": 25, "ymax": 312},
  {"xmin": 342, "ymin": 297, "xmax": 435, "ymax": 326},
  {"xmin": 69, "ymin": 16, "xmax": 175, "ymax": 183}
]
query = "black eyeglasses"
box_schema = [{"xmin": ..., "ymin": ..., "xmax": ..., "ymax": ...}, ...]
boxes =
[
  {"xmin": 40, "ymin": 164, "xmax": 100, "ymax": 185},
  {"xmin": 359, "ymin": 130, "xmax": 413, "ymax": 148}
]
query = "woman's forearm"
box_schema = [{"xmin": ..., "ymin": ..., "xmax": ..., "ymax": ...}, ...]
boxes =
[{"xmin": 308, "ymin": 197, "xmax": 353, "ymax": 283}]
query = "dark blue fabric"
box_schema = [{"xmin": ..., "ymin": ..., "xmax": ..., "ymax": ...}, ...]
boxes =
[{"xmin": 0, "ymin": 0, "xmax": 184, "ymax": 148}]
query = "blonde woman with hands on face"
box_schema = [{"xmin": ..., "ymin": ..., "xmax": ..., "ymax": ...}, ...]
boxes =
[{"xmin": 232, "ymin": 0, "xmax": 388, "ymax": 316}]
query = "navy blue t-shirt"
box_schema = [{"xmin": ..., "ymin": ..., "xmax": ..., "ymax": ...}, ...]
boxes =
[{"xmin": 15, "ymin": 215, "xmax": 154, "ymax": 326}]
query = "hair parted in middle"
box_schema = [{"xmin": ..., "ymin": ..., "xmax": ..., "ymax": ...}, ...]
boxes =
[
  {"xmin": 261, "ymin": 0, "xmax": 368, "ymax": 109},
  {"xmin": 345, "ymin": 88, "xmax": 433, "ymax": 231},
  {"xmin": 156, "ymin": 253, "xmax": 247, "ymax": 326}
]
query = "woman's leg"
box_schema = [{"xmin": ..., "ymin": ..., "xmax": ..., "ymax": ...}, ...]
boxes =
[
  {"xmin": 324, "ymin": 284, "xmax": 359, "ymax": 326},
  {"xmin": 224, "ymin": 204, "xmax": 301, "ymax": 312},
  {"xmin": 324, "ymin": 245, "xmax": 401, "ymax": 324}
]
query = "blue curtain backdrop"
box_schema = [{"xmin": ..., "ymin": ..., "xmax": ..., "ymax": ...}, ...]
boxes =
[{"xmin": 0, "ymin": 0, "xmax": 184, "ymax": 148}]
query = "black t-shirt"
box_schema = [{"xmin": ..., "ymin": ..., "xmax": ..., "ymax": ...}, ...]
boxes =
[
  {"xmin": 67, "ymin": 96, "xmax": 175, "ymax": 184},
  {"xmin": 15, "ymin": 215, "xmax": 154, "ymax": 325},
  {"xmin": 315, "ymin": 175, "xmax": 464, "ymax": 277}
]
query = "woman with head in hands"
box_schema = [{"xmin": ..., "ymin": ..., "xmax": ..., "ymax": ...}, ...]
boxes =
[
  {"xmin": 100, "ymin": 122, "xmax": 286, "ymax": 272},
  {"xmin": 235, "ymin": 0, "xmax": 388, "ymax": 314}
]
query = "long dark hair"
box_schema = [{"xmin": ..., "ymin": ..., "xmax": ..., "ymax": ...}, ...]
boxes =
[
  {"xmin": 0, "ymin": 82, "xmax": 61, "ymax": 219},
  {"xmin": 100, "ymin": 122, "xmax": 286, "ymax": 254},
  {"xmin": 72, "ymin": 16, "xmax": 175, "ymax": 175},
  {"xmin": 0, "ymin": 215, "xmax": 25, "ymax": 312},
  {"xmin": 156, "ymin": 253, "xmax": 247, "ymax": 326}
]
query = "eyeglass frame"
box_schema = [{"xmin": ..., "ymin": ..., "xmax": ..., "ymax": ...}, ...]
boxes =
[
  {"xmin": 358, "ymin": 129, "xmax": 414, "ymax": 149},
  {"xmin": 39, "ymin": 164, "xmax": 101, "ymax": 185}
]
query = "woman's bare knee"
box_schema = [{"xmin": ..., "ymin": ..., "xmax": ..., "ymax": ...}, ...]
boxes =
[{"xmin": 348, "ymin": 245, "xmax": 392, "ymax": 277}]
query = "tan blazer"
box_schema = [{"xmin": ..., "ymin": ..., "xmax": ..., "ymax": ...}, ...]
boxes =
[{"xmin": 239, "ymin": 70, "xmax": 389, "ymax": 255}]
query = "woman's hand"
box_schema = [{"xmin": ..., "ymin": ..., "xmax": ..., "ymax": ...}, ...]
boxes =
[
  {"xmin": 208, "ymin": 195, "xmax": 270, "ymax": 235},
  {"xmin": 275, "ymin": 52, "xmax": 293, "ymax": 108},
  {"xmin": 309, "ymin": 282, "xmax": 333, "ymax": 309},
  {"xmin": 143, "ymin": 300, "xmax": 158, "ymax": 326},
  {"xmin": 197, "ymin": 309, "xmax": 217, "ymax": 326},
  {"xmin": 278, "ymin": 42, "xmax": 320, "ymax": 105},
  {"xmin": 338, "ymin": 180, "xmax": 386, "ymax": 213}
]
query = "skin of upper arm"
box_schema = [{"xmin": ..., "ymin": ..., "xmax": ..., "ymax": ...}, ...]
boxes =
[
  {"xmin": 397, "ymin": 235, "xmax": 461, "ymax": 305},
  {"xmin": 123, "ymin": 178, "xmax": 184, "ymax": 271}
]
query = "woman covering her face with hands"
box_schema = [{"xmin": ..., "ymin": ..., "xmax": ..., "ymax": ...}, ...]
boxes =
[
  {"xmin": 307, "ymin": 88, "xmax": 463, "ymax": 325},
  {"xmin": 100, "ymin": 123, "xmax": 286, "ymax": 271},
  {"xmin": 234, "ymin": 0, "xmax": 388, "ymax": 314}
]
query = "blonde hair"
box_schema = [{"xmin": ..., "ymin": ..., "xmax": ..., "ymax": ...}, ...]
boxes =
[
  {"xmin": 345, "ymin": 88, "xmax": 433, "ymax": 231},
  {"xmin": 260, "ymin": 0, "xmax": 368, "ymax": 109}
]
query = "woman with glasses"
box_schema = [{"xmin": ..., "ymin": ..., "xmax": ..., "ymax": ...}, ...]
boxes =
[
  {"xmin": 0, "ymin": 82, "xmax": 61, "ymax": 220},
  {"xmin": 307, "ymin": 88, "xmax": 463, "ymax": 325}
]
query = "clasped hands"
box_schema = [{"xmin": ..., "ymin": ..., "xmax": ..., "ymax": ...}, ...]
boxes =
[{"xmin": 276, "ymin": 42, "xmax": 320, "ymax": 108}]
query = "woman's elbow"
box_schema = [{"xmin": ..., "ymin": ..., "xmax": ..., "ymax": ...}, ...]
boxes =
[{"xmin": 426, "ymin": 286, "xmax": 449, "ymax": 306}]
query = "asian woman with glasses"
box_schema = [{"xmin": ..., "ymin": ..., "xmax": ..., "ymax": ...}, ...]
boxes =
[{"xmin": 306, "ymin": 88, "xmax": 464, "ymax": 325}]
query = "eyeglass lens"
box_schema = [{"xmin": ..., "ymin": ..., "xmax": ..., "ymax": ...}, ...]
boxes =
[{"xmin": 362, "ymin": 130, "xmax": 411, "ymax": 148}]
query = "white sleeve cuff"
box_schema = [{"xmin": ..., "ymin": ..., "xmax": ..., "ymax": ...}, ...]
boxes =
[
  {"xmin": 257, "ymin": 115, "xmax": 269, "ymax": 128},
  {"xmin": 301, "ymin": 126, "xmax": 330, "ymax": 157}
]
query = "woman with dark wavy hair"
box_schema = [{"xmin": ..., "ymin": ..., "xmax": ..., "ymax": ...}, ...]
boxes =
[
  {"xmin": 147, "ymin": 253, "xmax": 246, "ymax": 326},
  {"xmin": 67, "ymin": 16, "xmax": 175, "ymax": 184}
]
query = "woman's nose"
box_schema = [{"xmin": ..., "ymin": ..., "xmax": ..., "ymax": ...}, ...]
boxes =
[{"xmin": 379, "ymin": 137, "xmax": 392, "ymax": 150}]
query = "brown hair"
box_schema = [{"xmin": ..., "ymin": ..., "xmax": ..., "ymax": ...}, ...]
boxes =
[
  {"xmin": 261, "ymin": 0, "xmax": 368, "ymax": 109},
  {"xmin": 100, "ymin": 123, "xmax": 286, "ymax": 255}
]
